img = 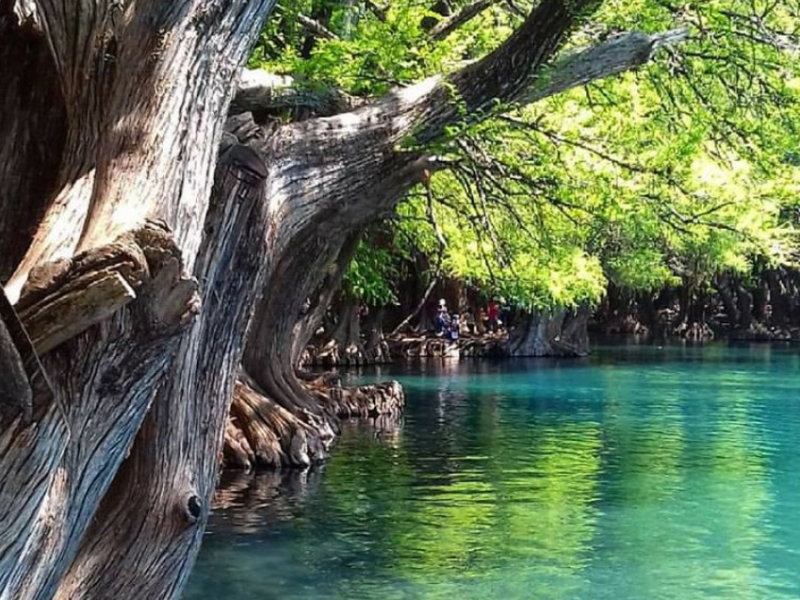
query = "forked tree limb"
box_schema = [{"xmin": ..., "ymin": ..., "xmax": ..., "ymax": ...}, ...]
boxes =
[{"xmin": 232, "ymin": 28, "xmax": 689, "ymax": 119}]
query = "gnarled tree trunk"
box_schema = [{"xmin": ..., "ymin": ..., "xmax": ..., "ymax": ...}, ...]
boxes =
[
  {"xmin": 505, "ymin": 306, "xmax": 590, "ymax": 357},
  {"xmin": 0, "ymin": 2, "xmax": 272, "ymax": 598}
]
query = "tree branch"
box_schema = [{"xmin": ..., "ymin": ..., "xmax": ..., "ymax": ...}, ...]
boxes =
[
  {"xmin": 519, "ymin": 28, "xmax": 690, "ymax": 105},
  {"xmin": 232, "ymin": 28, "xmax": 689, "ymax": 123},
  {"xmin": 434, "ymin": 0, "xmax": 603, "ymax": 134},
  {"xmin": 237, "ymin": 0, "xmax": 600, "ymax": 133},
  {"xmin": 13, "ymin": 222, "xmax": 201, "ymax": 357},
  {"xmin": 19, "ymin": 271, "xmax": 136, "ymax": 355},
  {"xmin": 430, "ymin": 0, "xmax": 495, "ymax": 41},
  {"xmin": 297, "ymin": 13, "xmax": 339, "ymax": 41}
]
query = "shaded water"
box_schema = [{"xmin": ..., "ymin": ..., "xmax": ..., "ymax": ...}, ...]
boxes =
[{"xmin": 185, "ymin": 342, "xmax": 800, "ymax": 599}]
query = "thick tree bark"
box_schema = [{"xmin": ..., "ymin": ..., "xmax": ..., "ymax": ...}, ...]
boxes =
[
  {"xmin": 765, "ymin": 268, "xmax": 794, "ymax": 327},
  {"xmin": 56, "ymin": 141, "xmax": 270, "ymax": 600},
  {"xmin": 0, "ymin": 224, "xmax": 199, "ymax": 600},
  {"xmin": 305, "ymin": 300, "xmax": 392, "ymax": 368},
  {"xmin": 736, "ymin": 284, "xmax": 754, "ymax": 330},
  {"xmin": 297, "ymin": 236, "xmax": 361, "ymax": 367},
  {"xmin": 311, "ymin": 298, "xmax": 363, "ymax": 367},
  {"xmin": 715, "ymin": 275, "xmax": 740, "ymax": 328},
  {"xmin": 0, "ymin": 2, "xmax": 272, "ymax": 598},
  {"xmin": 363, "ymin": 306, "xmax": 391, "ymax": 362},
  {"xmin": 752, "ymin": 281, "xmax": 769, "ymax": 323}
]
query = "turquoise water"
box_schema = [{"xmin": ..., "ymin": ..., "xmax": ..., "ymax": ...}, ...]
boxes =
[{"xmin": 184, "ymin": 342, "xmax": 800, "ymax": 600}]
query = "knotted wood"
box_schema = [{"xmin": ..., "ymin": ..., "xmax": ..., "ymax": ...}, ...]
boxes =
[{"xmin": 0, "ymin": 222, "xmax": 200, "ymax": 600}]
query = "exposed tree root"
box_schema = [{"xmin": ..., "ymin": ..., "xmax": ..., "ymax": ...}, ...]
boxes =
[
  {"xmin": 674, "ymin": 320, "xmax": 715, "ymax": 341},
  {"xmin": 388, "ymin": 335, "xmax": 462, "ymax": 358},
  {"xmin": 729, "ymin": 322, "xmax": 794, "ymax": 342},
  {"xmin": 300, "ymin": 337, "xmax": 392, "ymax": 368},
  {"xmin": 388, "ymin": 334, "xmax": 511, "ymax": 358},
  {"xmin": 223, "ymin": 374, "xmax": 404, "ymax": 471},
  {"xmin": 320, "ymin": 378, "xmax": 404, "ymax": 419},
  {"xmin": 300, "ymin": 303, "xmax": 392, "ymax": 368}
]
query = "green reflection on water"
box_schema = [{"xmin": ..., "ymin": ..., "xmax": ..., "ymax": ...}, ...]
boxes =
[{"xmin": 185, "ymin": 343, "xmax": 800, "ymax": 600}]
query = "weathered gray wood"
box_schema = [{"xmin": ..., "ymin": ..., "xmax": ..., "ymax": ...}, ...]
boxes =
[
  {"xmin": 20, "ymin": 272, "xmax": 136, "ymax": 355},
  {"xmin": 519, "ymin": 28, "xmax": 689, "ymax": 105},
  {"xmin": 504, "ymin": 307, "xmax": 590, "ymax": 357},
  {"xmin": 56, "ymin": 143, "xmax": 270, "ymax": 600},
  {"xmin": 231, "ymin": 28, "xmax": 687, "ymax": 122},
  {"xmin": 0, "ymin": 397, "xmax": 69, "ymax": 599},
  {"xmin": 0, "ymin": 223, "xmax": 199, "ymax": 600},
  {"xmin": 1, "ymin": 3, "xmax": 272, "ymax": 596},
  {"xmin": 5, "ymin": 0, "xmax": 274, "ymax": 300},
  {"xmin": 10, "ymin": 225, "xmax": 201, "ymax": 359}
]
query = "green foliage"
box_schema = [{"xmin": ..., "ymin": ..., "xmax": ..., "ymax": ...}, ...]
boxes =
[
  {"xmin": 342, "ymin": 236, "xmax": 404, "ymax": 306},
  {"xmin": 251, "ymin": 0, "xmax": 800, "ymax": 309},
  {"xmin": 250, "ymin": 0, "xmax": 515, "ymax": 94}
]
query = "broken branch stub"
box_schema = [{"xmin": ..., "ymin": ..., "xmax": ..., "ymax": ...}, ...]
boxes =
[{"xmin": 15, "ymin": 221, "xmax": 201, "ymax": 357}]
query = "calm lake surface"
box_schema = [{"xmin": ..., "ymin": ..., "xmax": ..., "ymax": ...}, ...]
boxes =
[{"xmin": 184, "ymin": 342, "xmax": 800, "ymax": 600}]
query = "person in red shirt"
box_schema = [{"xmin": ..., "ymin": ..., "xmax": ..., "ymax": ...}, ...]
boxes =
[{"xmin": 487, "ymin": 299, "xmax": 499, "ymax": 333}]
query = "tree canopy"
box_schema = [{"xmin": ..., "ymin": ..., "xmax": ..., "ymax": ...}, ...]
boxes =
[{"xmin": 249, "ymin": 0, "xmax": 800, "ymax": 311}]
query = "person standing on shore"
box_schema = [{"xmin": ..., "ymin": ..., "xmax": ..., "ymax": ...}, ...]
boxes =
[
  {"xmin": 435, "ymin": 299, "xmax": 450, "ymax": 336},
  {"xmin": 487, "ymin": 299, "xmax": 499, "ymax": 333}
]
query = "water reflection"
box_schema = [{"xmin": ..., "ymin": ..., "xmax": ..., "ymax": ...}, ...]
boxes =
[
  {"xmin": 186, "ymin": 343, "xmax": 800, "ymax": 600},
  {"xmin": 211, "ymin": 470, "xmax": 323, "ymax": 532}
]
